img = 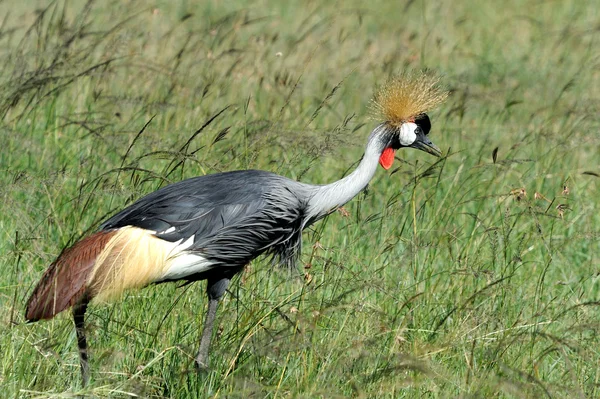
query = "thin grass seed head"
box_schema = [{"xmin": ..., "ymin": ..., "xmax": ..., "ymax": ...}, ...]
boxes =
[{"xmin": 371, "ymin": 71, "xmax": 448, "ymax": 127}]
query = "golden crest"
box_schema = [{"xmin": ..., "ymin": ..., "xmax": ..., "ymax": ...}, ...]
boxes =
[{"xmin": 371, "ymin": 71, "xmax": 448, "ymax": 127}]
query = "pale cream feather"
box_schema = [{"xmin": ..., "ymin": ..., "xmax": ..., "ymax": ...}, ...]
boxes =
[{"xmin": 87, "ymin": 227, "xmax": 182, "ymax": 302}]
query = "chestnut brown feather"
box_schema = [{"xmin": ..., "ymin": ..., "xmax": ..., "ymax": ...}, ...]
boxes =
[{"xmin": 25, "ymin": 231, "xmax": 116, "ymax": 321}]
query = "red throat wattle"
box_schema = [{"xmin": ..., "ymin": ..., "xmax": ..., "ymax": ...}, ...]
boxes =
[{"xmin": 379, "ymin": 147, "xmax": 395, "ymax": 170}]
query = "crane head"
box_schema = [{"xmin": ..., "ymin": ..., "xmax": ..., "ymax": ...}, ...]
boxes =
[{"xmin": 371, "ymin": 71, "xmax": 448, "ymax": 169}]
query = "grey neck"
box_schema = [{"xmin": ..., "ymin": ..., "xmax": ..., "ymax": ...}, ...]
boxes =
[{"xmin": 306, "ymin": 124, "xmax": 388, "ymax": 221}]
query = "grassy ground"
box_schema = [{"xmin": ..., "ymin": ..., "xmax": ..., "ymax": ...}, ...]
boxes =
[{"xmin": 0, "ymin": 0, "xmax": 598, "ymax": 397}]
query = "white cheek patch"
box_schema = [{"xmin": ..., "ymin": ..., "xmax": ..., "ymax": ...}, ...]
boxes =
[{"xmin": 399, "ymin": 123, "xmax": 417, "ymax": 146}]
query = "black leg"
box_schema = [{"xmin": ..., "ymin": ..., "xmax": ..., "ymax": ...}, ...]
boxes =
[
  {"xmin": 195, "ymin": 277, "xmax": 230, "ymax": 370},
  {"xmin": 73, "ymin": 300, "xmax": 89, "ymax": 387},
  {"xmin": 195, "ymin": 298, "xmax": 219, "ymax": 369}
]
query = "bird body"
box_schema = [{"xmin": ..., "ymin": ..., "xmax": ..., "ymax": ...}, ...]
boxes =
[
  {"xmin": 25, "ymin": 72, "xmax": 448, "ymax": 385},
  {"xmin": 26, "ymin": 170, "xmax": 311, "ymax": 319},
  {"xmin": 99, "ymin": 170, "xmax": 313, "ymax": 277},
  {"xmin": 25, "ymin": 133, "xmax": 386, "ymax": 320}
]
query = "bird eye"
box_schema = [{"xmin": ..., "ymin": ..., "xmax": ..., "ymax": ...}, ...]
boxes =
[{"xmin": 415, "ymin": 114, "xmax": 431, "ymax": 135}]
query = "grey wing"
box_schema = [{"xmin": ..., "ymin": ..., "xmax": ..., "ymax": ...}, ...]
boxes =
[
  {"xmin": 100, "ymin": 170, "xmax": 308, "ymax": 269},
  {"xmin": 100, "ymin": 171, "xmax": 266, "ymax": 240},
  {"xmin": 196, "ymin": 188, "xmax": 307, "ymax": 268}
]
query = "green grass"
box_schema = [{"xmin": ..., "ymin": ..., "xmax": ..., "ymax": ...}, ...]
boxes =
[{"xmin": 1, "ymin": 0, "xmax": 599, "ymax": 397}]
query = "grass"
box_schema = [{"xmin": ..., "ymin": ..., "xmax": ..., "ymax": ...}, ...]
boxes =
[{"xmin": 0, "ymin": 0, "xmax": 599, "ymax": 397}]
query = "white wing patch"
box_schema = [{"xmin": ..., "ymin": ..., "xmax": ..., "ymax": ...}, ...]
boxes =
[
  {"xmin": 163, "ymin": 253, "xmax": 214, "ymax": 280},
  {"xmin": 176, "ymin": 236, "xmax": 195, "ymax": 251},
  {"xmin": 161, "ymin": 226, "xmax": 176, "ymax": 234},
  {"xmin": 161, "ymin": 236, "xmax": 216, "ymax": 281}
]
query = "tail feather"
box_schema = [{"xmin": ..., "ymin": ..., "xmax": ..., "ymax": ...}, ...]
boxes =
[
  {"xmin": 25, "ymin": 231, "xmax": 116, "ymax": 322},
  {"xmin": 26, "ymin": 227, "xmax": 180, "ymax": 321}
]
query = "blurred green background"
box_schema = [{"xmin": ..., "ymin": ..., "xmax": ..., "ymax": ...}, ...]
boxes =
[{"xmin": 0, "ymin": 0, "xmax": 598, "ymax": 397}]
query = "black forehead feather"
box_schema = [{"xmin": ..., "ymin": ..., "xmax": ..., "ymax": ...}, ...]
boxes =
[{"xmin": 415, "ymin": 113, "xmax": 431, "ymax": 135}]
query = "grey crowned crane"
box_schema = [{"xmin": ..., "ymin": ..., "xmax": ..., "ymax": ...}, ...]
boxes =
[{"xmin": 25, "ymin": 72, "xmax": 448, "ymax": 385}]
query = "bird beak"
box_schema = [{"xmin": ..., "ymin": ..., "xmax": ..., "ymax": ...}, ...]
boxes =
[{"xmin": 410, "ymin": 133, "xmax": 442, "ymax": 157}]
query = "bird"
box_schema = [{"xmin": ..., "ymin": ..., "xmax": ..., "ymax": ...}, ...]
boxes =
[{"xmin": 25, "ymin": 71, "xmax": 448, "ymax": 386}]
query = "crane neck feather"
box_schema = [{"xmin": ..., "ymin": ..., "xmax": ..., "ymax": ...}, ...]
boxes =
[{"xmin": 307, "ymin": 124, "xmax": 390, "ymax": 220}]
